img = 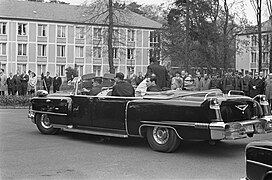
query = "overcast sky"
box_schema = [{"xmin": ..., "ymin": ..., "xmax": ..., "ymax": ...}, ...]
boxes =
[{"xmin": 61, "ymin": 0, "xmax": 269, "ymax": 25}]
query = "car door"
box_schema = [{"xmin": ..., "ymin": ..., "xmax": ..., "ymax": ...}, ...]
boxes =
[{"xmin": 91, "ymin": 97, "xmax": 130, "ymax": 130}]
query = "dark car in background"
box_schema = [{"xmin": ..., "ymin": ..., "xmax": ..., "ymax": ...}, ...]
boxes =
[
  {"xmin": 241, "ymin": 141, "xmax": 272, "ymax": 180},
  {"xmin": 28, "ymin": 75, "xmax": 272, "ymax": 153}
]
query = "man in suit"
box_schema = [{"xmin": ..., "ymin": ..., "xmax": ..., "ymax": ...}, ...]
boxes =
[
  {"xmin": 43, "ymin": 71, "xmax": 53, "ymax": 93},
  {"xmin": 7, "ymin": 72, "xmax": 16, "ymax": 95},
  {"xmin": 242, "ymin": 70, "xmax": 252, "ymax": 96},
  {"xmin": 53, "ymin": 73, "xmax": 62, "ymax": 93},
  {"xmin": 146, "ymin": 56, "xmax": 170, "ymax": 89},
  {"xmin": 14, "ymin": 71, "xmax": 22, "ymax": 95},
  {"xmin": 250, "ymin": 72, "xmax": 265, "ymax": 98},
  {"xmin": 20, "ymin": 71, "xmax": 29, "ymax": 96},
  {"xmin": 112, "ymin": 72, "xmax": 135, "ymax": 97}
]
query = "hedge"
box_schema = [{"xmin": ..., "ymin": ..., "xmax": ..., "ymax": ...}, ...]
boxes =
[{"xmin": 0, "ymin": 95, "xmax": 32, "ymax": 107}]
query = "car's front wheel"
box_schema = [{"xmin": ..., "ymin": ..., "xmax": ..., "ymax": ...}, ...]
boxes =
[
  {"xmin": 146, "ymin": 126, "xmax": 180, "ymax": 153},
  {"xmin": 36, "ymin": 113, "xmax": 59, "ymax": 134}
]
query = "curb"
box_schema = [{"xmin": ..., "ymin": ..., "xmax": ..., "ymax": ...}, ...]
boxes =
[{"xmin": 0, "ymin": 106, "xmax": 29, "ymax": 109}]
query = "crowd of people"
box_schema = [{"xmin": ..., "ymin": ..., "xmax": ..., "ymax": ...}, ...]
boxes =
[
  {"xmin": 0, "ymin": 56, "xmax": 271, "ymax": 110},
  {"xmin": 0, "ymin": 68, "xmax": 62, "ymax": 96}
]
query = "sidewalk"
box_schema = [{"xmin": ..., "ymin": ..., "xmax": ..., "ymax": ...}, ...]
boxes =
[{"xmin": 0, "ymin": 106, "xmax": 29, "ymax": 109}]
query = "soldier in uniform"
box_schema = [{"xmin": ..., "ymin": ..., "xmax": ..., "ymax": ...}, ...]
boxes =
[{"xmin": 242, "ymin": 70, "xmax": 252, "ymax": 96}]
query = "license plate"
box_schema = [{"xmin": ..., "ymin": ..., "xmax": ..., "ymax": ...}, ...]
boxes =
[{"xmin": 245, "ymin": 125, "xmax": 254, "ymax": 132}]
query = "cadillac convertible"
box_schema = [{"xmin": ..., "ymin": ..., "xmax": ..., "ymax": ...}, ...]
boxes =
[{"xmin": 28, "ymin": 74, "xmax": 272, "ymax": 153}]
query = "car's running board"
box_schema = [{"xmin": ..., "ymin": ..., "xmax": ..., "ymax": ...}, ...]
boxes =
[{"xmin": 61, "ymin": 126, "xmax": 129, "ymax": 138}]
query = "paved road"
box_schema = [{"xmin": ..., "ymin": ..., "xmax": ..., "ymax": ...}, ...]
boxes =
[{"xmin": 0, "ymin": 109, "xmax": 272, "ymax": 180}]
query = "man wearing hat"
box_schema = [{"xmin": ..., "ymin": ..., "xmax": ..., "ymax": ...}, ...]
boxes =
[{"xmin": 112, "ymin": 72, "xmax": 134, "ymax": 97}]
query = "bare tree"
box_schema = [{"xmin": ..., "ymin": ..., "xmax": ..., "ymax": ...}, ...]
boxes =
[
  {"xmin": 251, "ymin": 0, "xmax": 263, "ymax": 72},
  {"xmin": 266, "ymin": 0, "xmax": 272, "ymax": 72}
]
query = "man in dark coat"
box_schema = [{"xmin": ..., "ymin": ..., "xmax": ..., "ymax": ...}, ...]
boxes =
[
  {"xmin": 112, "ymin": 72, "xmax": 135, "ymax": 97},
  {"xmin": 146, "ymin": 57, "xmax": 170, "ymax": 89},
  {"xmin": 43, "ymin": 71, "xmax": 53, "ymax": 93},
  {"xmin": 53, "ymin": 73, "xmax": 62, "ymax": 93},
  {"xmin": 222, "ymin": 72, "xmax": 235, "ymax": 93},
  {"xmin": 20, "ymin": 71, "xmax": 29, "ymax": 96},
  {"xmin": 250, "ymin": 72, "xmax": 265, "ymax": 98},
  {"xmin": 14, "ymin": 71, "xmax": 22, "ymax": 95},
  {"xmin": 242, "ymin": 70, "xmax": 252, "ymax": 96},
  {"xmin": 7, "ymin": 72, "xmax": 16, "ymax": 95}
]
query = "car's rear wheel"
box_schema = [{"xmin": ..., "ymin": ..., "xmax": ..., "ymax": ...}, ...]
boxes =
[
  {"xmin": 36, "ymin": 113, "xmax": 59, "ymax": 134},
  {"xmin": 146, "ymin": 126, "xmax": 180, "ymax": 153}
]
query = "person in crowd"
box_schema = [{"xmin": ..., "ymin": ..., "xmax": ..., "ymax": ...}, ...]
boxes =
[
  {"xmin": 28, "ymin": 72, "xmax": 37, "ymax": 95},
  {"xmin": 146, "ymin": 75, "xmax": 160, "ymax": 92},
  {"xmin": 53, "ymin": 73, "xmax": 62, "ymax": 93},
  {"xmin": 242, "ymin": 70, "xmax": 252, "ymax": 96},
  {"xmin": 171, "ymin": 71, "xmax": 183, "ymax": 90},
  {"xmin": 0, "ymin": 68, "xmax": 7, "ymax": 96},
  {"xmin": 146, "ymin": 56, "xmax": 170, "ymax": 89},
  {"xmin": 193, "ymin": 71, "xmax": 203, "ymax": 91},
  {"xmin": 20, "ymin": 71, "xmax": 29, "ymax": 96},
  {"xmin": 201, "ymin": 73, "xmax": 211, "ymax": 90},
  {"xmin": 210, "ymin": 73, "xmax": 221, "ymax": 89},
  {"xmin": 250, "ymin": 72, "xmax": 265, "ymax": 98},
  {"xmin": 112, "ymin": 72, "xmax": 135, "ymax": 97},
  {"xmin": 129, "ymin": 73, "xmax": 137, "ymax": 88},
  {"xmin": 43, "ymin": 71, "xmax": 53, "ymax": 93},
  {"xmin": 184, "ymin": 74, "xmax": 194, "ymax": 90},
  {"xmin": 136, "ymin": 72, "xmax": 144, "ymax": 86},
  {"xmin": 14, "ymin": 71, "xmax": 22, "ymax": 96},
  {"xmin": 222, "ymin": 72, "xmax": 234, "ymax": 94},
  {"xmin": 180, "ymin": 70, "xmax": 187, "ymax": 89},
  {"xmin": 234, "ymin": 71, "xmax": 243, "ymax": 91},
  {"xmin": 258, "ymin": 71, "xmax": 266, "ymax": 94},
  {"xmin": 265, "ymin": 73, "xmax": 272, "ymax": 110},
  {"xmin": 7, "ymin": 72, "xmax": 16, "ymax": 95}
]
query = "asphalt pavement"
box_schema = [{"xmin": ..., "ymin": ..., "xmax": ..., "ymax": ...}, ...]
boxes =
[{"xmin": 1, "ymin": 109, "xmax": 272, "ymax": 180}]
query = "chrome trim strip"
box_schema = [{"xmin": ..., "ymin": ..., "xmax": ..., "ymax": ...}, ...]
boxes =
[
  {"xmin": 63, "ymin": 128, "xmax": 128, "ymax": 138},
  {"xmin": 139, "ymin": 124, "xmax": 183, "ymax": 140},
  {"xmin": 30, "ymin": 110, "xmax": 67, "ymax": 116},
  {"xmin": 248, "ymin": 146, "xmax": 272, "ymax": 152},
  {"xmin": 124, "ymin": 101, "xmax": 131, "ymax": 136},
  {"xmin": 246, "ymin": 159, "xmax": 272, "ymax": 169},
  {"xmin": 140, "ymin": 120, "xmax": 204, "ymax": 128}
]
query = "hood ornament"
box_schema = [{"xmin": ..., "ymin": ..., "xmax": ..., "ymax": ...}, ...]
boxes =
[{"xmin": 235, "ymin": 104, "xmax": 248, "ymax": 114}]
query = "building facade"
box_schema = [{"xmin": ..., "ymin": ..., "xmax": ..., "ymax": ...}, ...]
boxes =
[
  {"xmin": 0, "ymin": 0, "xmax": 162, "ymax": 78},
  {"xmin": 236, "ymin": 19, "xmax": 271, "ymax": 75}
]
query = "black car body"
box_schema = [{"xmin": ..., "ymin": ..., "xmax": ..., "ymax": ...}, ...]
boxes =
[
  {"xmin": 242, "ymin": 141, "xmax": 272, "ymax": 180},
  {"xmin": 28, "ymin": 76, "xmax": 272, "ymax": 152}
]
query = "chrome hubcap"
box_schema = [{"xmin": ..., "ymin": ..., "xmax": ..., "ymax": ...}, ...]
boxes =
[
  {"xmin": 152, "ymin": 127, "xmax": 169, "ymax": 145},
  {"xmin": 41, "ymin": 114, "xmax": 52, "ymax": 129}
]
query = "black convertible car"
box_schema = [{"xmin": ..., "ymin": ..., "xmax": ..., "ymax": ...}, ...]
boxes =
[{"xmin": 28, "ymin": 75, "xmax": 272, "ymax": 152}]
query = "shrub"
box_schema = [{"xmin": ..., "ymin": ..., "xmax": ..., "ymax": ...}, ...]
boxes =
[{"xmin": 0, "ymin": 95, "xmax": 31, "ymax": 107}]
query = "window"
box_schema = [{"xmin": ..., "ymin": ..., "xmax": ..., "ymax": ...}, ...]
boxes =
[
  {"xmin": 57, "ymin": 65, "xmax": 65, "ymax": 76},
  {"xmin": 127, "ymin": 48, "xmax": 134, "ymax": 60},
  {"xmin": 38, "ymin": 24, "xmax": 47, "ymax": 37},
  {"xmin": 127, "ymin": 29, "xmax": 135, "ymax": 42},
  {"xmin": 263, "ymin": 34, "xmax": 269, "ymax": 46},
  {"xmin": 18, "ymin": 44, "xmax": 27, "ymax": 56},
  {"xmin": 38, "ymin": 44, "xmax": 46, "ymax": 57},
  {"xmin": 113, "ymin": 29, "xmax": 119, "ymax": 40},
  {"xmin": 150, "ymin": 31, "xmax": 160, "ymax": 47},
  {"xmin": 263, "ymin": 52, "xmax": 269, "ymax": 63},
  {"xmin": 37, "ymin": 64, "xmax": 46, "ymax": 76},
  {"xmin": 17, "ymin": 64, "xmax": 26, "ymax": 74},
  {"xmin": 93, "ymin": 28, "xmax": 102, "ymax": 39},
  {"xmin": 93, "ymin": 47, "xmax": 102, "ymax": 58},
  {"xmin": 251, "ymin": 52, "xmax": 257, "ymax": 63},
  {"xmin": 75, "ymin": 46, "xmax": 84, "ymax": 58},
  {"xmin": 0, "ymin": 43, "xmax": 6, "ymax": 55},
  {"xmin": 93, "ymin": 65, "xmax": 101, "ymax": 76},
  {"xmin": 57, "ymin": 45, "xmax": 65, "ymax": 57},
  {"xmin": 149, "ymin": 48, "xmax": 160, "ymax": 60},
  {"xmin": 18, "ymin": 23, "xmax": 27, "ymax": 35},
  {"xmin": 0, "ymin": 22, "xmax": 6, "ymax": 34},
  {"xmin": 77, "ymin": 65, "xmax": 84, "ymax": 76},
  {"xmin": 251, "ymin": 35, "xmax": 257, "ymax": 46},
  {"xmin": 57, "ymin": 25, "xmax": 66, "ymax": 38},
  {"xmin": 0, "ymin": 64, "xmax": 6, "ymax": 72},
  {"xmin": 76, "ymin": 27, "xmax": 84, "ymax": 39},
  {"xmin": 113, "ymin": 48, "xmax": 118, "ymax": 59}
]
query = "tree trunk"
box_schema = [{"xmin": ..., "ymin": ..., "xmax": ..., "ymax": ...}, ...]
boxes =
[
  {"xmin": 257, "ymin": 0, "xmax": 262, "ymax": 72},
  {"xmin": 223, "ymin": 0, "xmax": 228, "ymax": 72},
  {"xmin": 108, "ymin": 0, "xmax": 114, "ymax": 74}
]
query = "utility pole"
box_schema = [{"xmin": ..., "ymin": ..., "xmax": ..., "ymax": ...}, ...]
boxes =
[{"xmin": 257, "ymin": 0, "xmax": 262, "ymax": 72}]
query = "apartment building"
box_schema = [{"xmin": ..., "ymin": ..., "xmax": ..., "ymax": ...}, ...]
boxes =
[
  {"xmin": 0, "ymin": 0, "xmax": 162, "ymax": 78},
  {"xmin": 236, "ymin": 18, "xmax": 271, "ymax": 75}
]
